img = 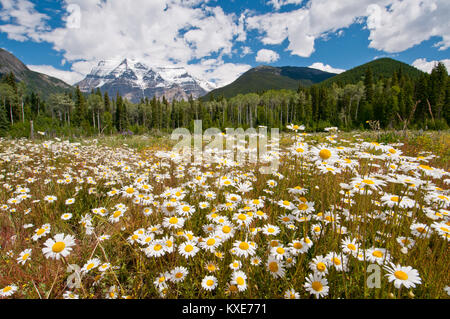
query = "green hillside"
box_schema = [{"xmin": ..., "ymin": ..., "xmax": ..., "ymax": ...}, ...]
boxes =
[
  {"xmin": 0, "ymin": 48, "xmax": 72, "ymax": 98},
  {"xmin": 203, "ymin": 65, "xmax": 336, "ymax": 100},
  {"xmin": 321, "ymin": 58, "xmax": 425, "ymax": 87}
]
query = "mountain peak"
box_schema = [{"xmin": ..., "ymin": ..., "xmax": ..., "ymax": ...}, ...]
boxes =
[{"xmin": 76, "ymin": 58, "xmax": 215, "ymax": 102}]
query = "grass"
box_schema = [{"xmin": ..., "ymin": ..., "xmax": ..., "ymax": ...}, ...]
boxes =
[{"xmin": 0, "ymin": 130, "xmax": 449, "ymax": 299}]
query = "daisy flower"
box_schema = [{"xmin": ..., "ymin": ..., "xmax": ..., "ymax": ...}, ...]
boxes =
[
  {"xmin": 270, "ymin": 244, "xmax": 290, "ymax": 261},
  {"xmin": 201, "ymin": 275, "xmax": 218, "ymax": 291},
  {"xmin": 231, "ymin": 270, "xmax": 247, "ymax": 292},
  {"xmin": 0, "ymin": 284, "xmax": 18, "ymax": 297},
  {"xmin": 178, "ymin": 241, "xmax": 200, "ymax": 259},
  {"xmin": 410, "ymin": 223, "xmax": 432, "ymax": 238},
  {"xmin": 199, "ymin": 236, "xmax": 221, "ymax": 253},
  {"xmin": 65, "ymin": 198, "xmax": 75, "ymax": 205},
  {"xmin": 289, "ymin": 240, "xmax": 309, "ymax": 255},
  {"xmin": 304, "ymin": 273, "xmax": 329, "ymax": 299},
  {"xmin": 229, "ymin": 260, "xmax": 242, "ymax": 271},
  {"xmin": 63, "ymin": 291, "xmax": 79, "ymax": 299},
  {"xmin": 170, "ymin": 266, "xmax": 188, "ymax": 283},
  {"xmin": 366, "ymin": 247, "xmax": 391, "ymax": 265},
  {"xmin": 309, "ymin": 255, "xmax": 330, "ymax": 275},
  {"xmin": 232, "ymin": 240, "xmax": 256, "ymax": 258},
  {"xmin": 17, "ymin": 248, "xmax": 32, "ymax": 265},
  {"xmin": 266, "ymin": 256, "xmax": 285, "ymax": 278},
  {"xmin": 81, "ymin": 258, "xmax": 101, "ymax": 273},
  {"xmin": 262, "ymin": 224, "xmax": 280, "ymax": 236},
  {"xmin": 341, "ymin": 237, "xmax": 360, "ymax": 256},
  {"xmin": 284, "ymin": 288, "xmax": 300, "ymax": 299},
  {"xmin": 383, "ymin": 263, "xmax": 422, "ymax": 289},
  {"xmin": 205, "ymin": 261, "xmax": 219, "ymax": 273},
  {"xmin": 98, "ymin": 263, "xmax": 111, "ymax": 272},
  {"xmin": 162, "ymin": 216, "xmax": 185, "ymax": 229},
  {"xmin": 61, "ymin": 213, "xmax": 72, "ymax": 220},
  {"xmin": 42, "ymin": 233, "xmax": 76, "ymax": 260},
  {"xmin": 32, "ymin": 224, "xmax": 51, "ymax": 241}
]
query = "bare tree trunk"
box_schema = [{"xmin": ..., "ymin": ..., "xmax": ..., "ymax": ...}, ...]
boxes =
[
  {"xmin": 10, "ymin": 105, "xmax": 13, "ymax": 124},
  {"xmin": 21, "ymin": 98, "xmax": 24, "ymax": 123}
]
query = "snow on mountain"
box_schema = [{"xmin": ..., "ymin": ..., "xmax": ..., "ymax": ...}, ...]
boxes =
[{"xmin": 76, "ymin": 58, "xmax": 215, "ymax": 102}]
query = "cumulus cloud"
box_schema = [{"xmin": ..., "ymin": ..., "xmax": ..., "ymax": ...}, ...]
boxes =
[
  {"xmin": 0, "ymin": 0, "xmax": 247, "ymax": 86},
  {"xmin": 309, "ymin": 62, "xmax": 345, "ymax": 74},
  {"xmin": 267, "ymin": 0, "xmax": 304, "ymax": 11},
  {"xmin": 366, "ymin": 0, "xmax": 450, "ymax": 53},
  {"xmin": 248, "ymin": 0, "xmax": 449, "ymax": 57},
  {"xmin": 27, "ymin": 64, "xmax": 84, "ymax": 85},
  {"xmin": 255, "ymin": 49, "xmax": 280, "ymax": 63},
  {"xmin": 0, "ymin": 0, "xmax": 49, "ymax": 41},
  {"xmin": 412, "ymin": 58, "xmax": 450, "ymax": 74}
]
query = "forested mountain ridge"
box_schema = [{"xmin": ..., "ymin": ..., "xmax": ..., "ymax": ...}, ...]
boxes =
[
  {"xmin": 0, "ymin": 48, "xmax": 72, "ymax": 98},
  {"xmin": 202, "ymin": 65, "xmax": 336, "ymax": 100}
]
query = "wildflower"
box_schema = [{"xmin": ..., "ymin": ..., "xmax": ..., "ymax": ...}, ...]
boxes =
[
  {"xmin": 304, "ymin": 273, "xmax": 329, "ymax": 299},
  {"xmin": 231, "ymin": 271, "xmax": 247, "ymax": 292},
  {"xmin": 170, "ymin": 266, "xmax": 188, "ymax": 283},
  {"xmin": 42, "ymin": 233, "xmax": 76, "ymax": 260},
  {"xmin": 384, "ymin": 263, "xmax": 422, "ymax": 289},
  {"xmin": 0, "ymin": 284, "xmax": 18, "ymax": 297},
  {"xmin": 17, "ymin": 249, "xmax": 32, "ymax": 265},
  {"xmin": 266, "ymin": 256, "xmax": 285, "ymax": 278},
  {"xmin": 201, "ymin": 275, "xmax": 218, "ymax": 291},
  {"xmin": 232, "ymin": 240, "xmax": 256, "ymax": 258},
  {"xmin": 178, "ymin": 241, "xmax": 199, "ymax": 259}
]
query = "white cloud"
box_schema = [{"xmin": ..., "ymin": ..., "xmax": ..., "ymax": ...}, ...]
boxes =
[
  {"xmin": 267, "ymin": 0, "xmax": 304, "ymax": 11},
  {"xmin": 240, "ymin": 46, "xmax": 253, "ymax": 57},
  {"xmin": 309, "ymin": 62, "xmax": 345, "ymax": 74},
  {"xmin": 0, "ymin": 0, "xmax": 49, "ymax": 41},
  {"xmin": 185, "ymin": 58, "xmax": 251, "ymax": 87},
  {"xmin": 248, "ymin": 0, "xmax": 449, "ymax": 58},
  {"xmin": 1, "ymin": 0, "xmax": 247, "ymax": 86},
  {"xmin": 412, "ymin": 58, "xmax": 450, "ymax": 74},
  {"xmin": 366, "ymin": 0, "xmax": 450, "ymax": 53},
  {"xmin": 255, "ymin": 49, "xmax": 280, "ymax": 63},
  {"xmin": 248, "ymin": 1, "xmax": 391, "ymax": 58},
  {"xmin": 27, "ymin": 64, "xmax": 84, "ymax": 85}
]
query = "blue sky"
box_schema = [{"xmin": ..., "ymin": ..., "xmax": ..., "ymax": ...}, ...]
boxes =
[{"xmin": 0, "ymin": 0, "xmax": 449, "ymax": 86}]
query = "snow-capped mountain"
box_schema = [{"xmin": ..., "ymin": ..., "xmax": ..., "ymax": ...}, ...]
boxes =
[{"xmin": 76, "ymin": 58, "xmax": 216, "ymax": 102}]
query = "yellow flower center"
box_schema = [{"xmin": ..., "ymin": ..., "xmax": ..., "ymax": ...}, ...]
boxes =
[
  {"xmin": 332, "ymin": 257, "xmax": 341, "ymax": 265},
  {"xmin": 390, "ymin": 196, "xmax": 399, "ymax": 202},
  {"xmin": 22, "ymin": 253, "xmax": 30, "ymax": 260},
  {"xmin": 276, "ymin": 247, "xmax": 285, "ymax": 255},
  {"xmin": 362, "ymin": 179, "xmax": 374, "ymax": 185},
  {"xmin": 52, "ymin": 241, "xmax": 66, "ymax": 253},
  {"xmin": 113, "ymin": 211, "xmax": 122, "ymax": 218},
  {"xmin": 86, "ymin": 263, "xmax": 95, "ymax": 270},
  {"xmin": 311, "ymin": 281, "xmax": 323, "ymax": 292},
  {"xmin": 394, "ymin": 270, "xmax": 408, "ymax": 280},
  {"xmin": 316, "ymin": 262, "xmax": 326, "ymax": 272},
  {"xmin": 206, "ymin": 238, "xmax": 216, "ymax": 246},
  {"xmin": 206, "ymin": 279, "xmax": 214, "ymax": 286},
  {"xmin": 319, "ymin": 149, "xmax": 331, "ymax": 160},
  {"xmin": 372, "ymin": 250, "xmax": 383, "ymax": 258},
  {"xmin": 3, "ymin": 286, "xmax": 12, "ymax": 293},
  {"xmin": 175, "ymin": 272, "xmax": 183, "ymax": 279},
  {"xmin": 268, "ymin": 261, "xmax": 279, "ymax": 272},
  {"xmin": 238, "ymin": 214, "xmax": 247, "ymax": 221},
  {"xmin": 239, "ymin": 242, "xmax": 249, "ymax": 250},
  {"xmin": 236, "ymin": 277, "xmax": 245, "ymax": 286},
  {"xmin": 36, "ymin": 228, "xmax": 45, "ymax": 236},
  {"xmin": 293, "ymin": 242, "xmax": 303, "ymax": 249},
  {"xmin": 154, "ymin": 244, "xmax": 163, "ymax": 251},
  {"xmin": 347, "ymin": 244, "xmax": 356, "ymax": 251},
  {"xmin": 169, "ymin": 217, "xmax": 178, "ymax": 224},
  {"xmin": 184, "ymin": 245, "xmax": 193, "ymax": 252},
  {"xmin": 182, "ymin": 206, "xmax": 190, "ymax": 212}
]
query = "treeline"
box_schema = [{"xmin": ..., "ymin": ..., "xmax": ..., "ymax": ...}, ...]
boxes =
[{"xmin": 0, "ymin": 63, "xmax": 448, "ymax": 137}]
